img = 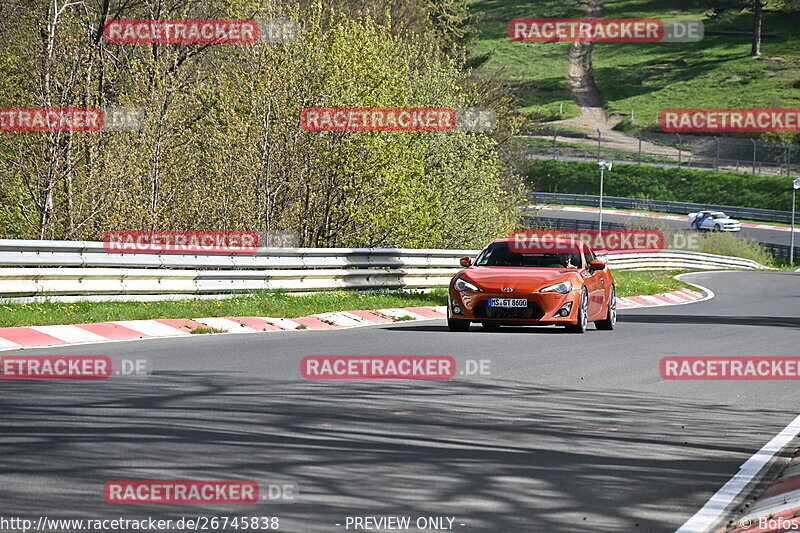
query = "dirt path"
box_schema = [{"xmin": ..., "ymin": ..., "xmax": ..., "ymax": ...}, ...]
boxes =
[{"xmin": 539, "ymin": 0, "xmax": 681, "ymax": 158}]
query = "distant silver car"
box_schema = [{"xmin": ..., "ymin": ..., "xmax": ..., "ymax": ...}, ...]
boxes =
[{"xmin": 688, "ymin": 210, "xmax": 741, "ymax": 232}]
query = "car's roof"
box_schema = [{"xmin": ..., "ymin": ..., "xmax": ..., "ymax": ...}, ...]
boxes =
[{"xmin": 491, "ymin": 237, "xmax": 590, "ymax": 250}]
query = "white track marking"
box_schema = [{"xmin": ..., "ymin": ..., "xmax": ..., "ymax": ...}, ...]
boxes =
[
  {"xmin": 313, "ymin": 312, "xmax": 365, "ymax": 327},
  {"xmin": 113, "ymin": 320, "xmax": 191, "ymax": 337},
  {"xmin": 659, "ymin": 292, "xmax": 691, "ymax": 303},
  {"xmin": 192, "ymin": 317, "xmax": 256, "ymax": 333},
  {"xmin": 0, "ymin": 337, "xmax": 21, "ymax": 348},
  {"xmin": 672, "ymin": 274, "xmax": 716, "ymax": 304},
  {"xmin": 259, "ymin": 317, "xmax": 303, "ymax": 330},
  {"xmin": 374, "ymin": 308, "xmax": 428, "ymax": 320},
  {"xmin": 675, "ymin": 414, "xmax": 800, "ymax": 533},
  {"xmin": 30, "ymin": 325, "xmax": 108, "ymax": 343}
]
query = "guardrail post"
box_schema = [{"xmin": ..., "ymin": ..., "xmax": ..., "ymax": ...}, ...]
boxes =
[
  {"xmin": 637, "ymin": 131, "xmax": 642, "ymax": 165},
  {"xmin": 786, "ymin": 144, "xmax": 792, "ymax": 177},
  {"xmin": 751, "ymin": 138, "xmax": 757, "ymax": 175},
  {"xmin": 552, "ymin": 128, "xmax": 558, "ymax": 160},
  {"xmin": 676, "ymin": 134, "xmax": 682, "ymax": 166},
  {"xmin": 714, "ymin": 137, "xmax": 720, "ymax": 171}
]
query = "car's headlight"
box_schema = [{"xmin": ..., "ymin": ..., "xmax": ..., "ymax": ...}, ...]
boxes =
[
  {"xmin": 454, "ymin": 277, "xmax": 480, "ymax": 292},
  {"xmin": 540, "ymin": 281, "xmax": 573, "ymax": 294}
]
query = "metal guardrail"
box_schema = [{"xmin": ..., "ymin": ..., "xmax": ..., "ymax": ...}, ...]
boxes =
[
  {"xmin": 530, "ymin": 192, "xmax": 793, "ymax": 224},
  {"xmin": 0, "ymin": 240, "xmax": 475, "ymax": 269},
  {"xmin": 601, "ymin": 250, "xmax": 771, "ymax": 271},
  {"xmin": 0, "ymin": 239, "xmax": 774, "ymax": 299}
]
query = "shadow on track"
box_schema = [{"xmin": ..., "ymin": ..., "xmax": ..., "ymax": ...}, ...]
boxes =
[
  {"xmin": 619, "ymin": 314, "xmax": 800, "ymax": 329},
  {"xmin": 0, "ymin": 375, "xmax": 790, "ymax": 532}
]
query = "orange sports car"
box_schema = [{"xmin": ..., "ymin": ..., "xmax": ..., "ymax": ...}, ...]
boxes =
[{"xmin": 447, "ymin": 237, "xmax": 616, "ymax": 333}]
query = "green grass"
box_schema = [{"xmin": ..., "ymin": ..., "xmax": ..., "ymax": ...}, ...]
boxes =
[
  {"xmin": 471, "ymin": 0, "xmax": 800, "ymax": 133},
  {"xmin": 527, "ymin": 159, "xmax": 795, "ymax": 211},
  {"xmin": 470, "ymin": 0, "xmax": 582, "ymax": 117},
  {"xmin": 701, "ymin": 231, "xmax": 775, "ymax": 266},
  {"xmin": 0, "ymin": 290, "xmax": 449, "ymax": 328},
  {"xmin": 595, "ymin": 2, "xmax": 800, "ymax": 130},
  {"xmin": 0, "ymin": 271, "xmax": 707, "ymax": 328},
  {"xmin": 190, "ymin": 326, "xmax": 224, "ymax": 334},
  {"xmin": 612, "ymin": 269, "xmax": 694, "ymax": 297}
]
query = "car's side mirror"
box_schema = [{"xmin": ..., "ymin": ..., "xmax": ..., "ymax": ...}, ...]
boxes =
[
  {"xmin": 460, "ymin": 257, "xmax": 472, "ymax": 267},
  {"xmin": 588, "ymin": 259, "xmax": 606, "ymax": 272}
]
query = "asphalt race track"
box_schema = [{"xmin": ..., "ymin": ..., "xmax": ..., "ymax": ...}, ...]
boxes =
[
  {"xmin": 535, "ymin": 208, "xmax": 795, "ymax": 248},
  {"xmin": 1, "ymin": 271, "xmax": 798, "ymax": 532}
]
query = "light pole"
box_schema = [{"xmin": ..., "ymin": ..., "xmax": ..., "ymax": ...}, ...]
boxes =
[
  {"xmin": 791, "ymin": 178, "xmax": 800, "ymax": 265},
  {"xmin": 597, "ymin": 161, "xmax": 613, "ymax": 231}
]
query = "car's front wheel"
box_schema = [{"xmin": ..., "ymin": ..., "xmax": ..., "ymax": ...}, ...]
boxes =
[
  {"xmin": 565, "ymin": 289, "xmax": 588, "ymax": 333},
  {"xmin": 596, "ymin": 286, "xmax": 616, "ymax": 331},
  {"xmin": 447, "ymin": 318, "xmax": 470, "ymax": 332}
]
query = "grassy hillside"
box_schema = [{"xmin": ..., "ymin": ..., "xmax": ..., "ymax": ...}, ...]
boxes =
[
  {"xmin": 527, "ymin": 159, "xmax": 794, "ymax": 211},
  {"xmin": 471, "ymin": 0, "xmax": 800, "ymax": 130},
  {"xmin": 470, "ymin": 0, "xmax": 583, "ymax": 119}
]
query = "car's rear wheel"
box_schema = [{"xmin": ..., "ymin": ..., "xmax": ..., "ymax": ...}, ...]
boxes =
[
  {"xmin": 447, "ymin": 318, "xmax": 470, "ymax": 332},
  {"xmin": 691, "ymin": 222, "xmax": 700, "ymax": 230},
  {"xmin": 565, "ymin": 289, "xmax": 588, "ymax": 333},
  {"xmin": 596, "ymin": 286, "xmax": 616, "ymax": 331},
  {"xmin": 481, "ymin": 321, "xmax": 502, "ymax": 332}
]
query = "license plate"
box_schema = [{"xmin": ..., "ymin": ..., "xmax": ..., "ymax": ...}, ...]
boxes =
[{"xmin": 488, "ymin": 298, "xmax": 527, "ymax": 308}]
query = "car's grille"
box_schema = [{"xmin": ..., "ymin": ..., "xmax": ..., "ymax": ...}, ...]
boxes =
[{"xmin": 474, "ymin": 301, "xmax": 544, "ymax": 320}]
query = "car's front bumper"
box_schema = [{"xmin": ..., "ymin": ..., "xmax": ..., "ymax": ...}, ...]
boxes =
[{"xmin": 448, "ymin": 289, "xmax": 580, "ymax": 325}]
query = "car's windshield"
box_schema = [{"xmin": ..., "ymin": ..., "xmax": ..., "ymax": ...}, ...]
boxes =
[
  {"xmin": 711, "ymin": 213, "xmax": 725, "ymax": 219},
  {"xmin": 475, "ymin": 242, "xmax": 583, "ymax": 268}
]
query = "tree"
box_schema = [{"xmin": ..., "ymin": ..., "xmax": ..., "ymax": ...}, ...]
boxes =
[{"xmin": 700, "ymin": 0, "xmax": 765, "ymax": 58}]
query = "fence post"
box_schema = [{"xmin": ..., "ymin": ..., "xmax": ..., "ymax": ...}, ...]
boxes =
[
  {"xmin": 637, "ymin": 131, "xmax": 642, "ymax": 165},
  {"xmin": 631, "ymin": 109, "xmax": 635, "ymax": 125},
  {"xmin": 751, "ymin": 138, "xmax": 757, "ymax": 175},
  {"xmin": 676, "ymin": 133, "xmax": 682, "ymax": 167},
  {"xmin": 786, "ymin": 144, "xmax": 792, "ymax": 177},
  {"xmin": 714, "ymin": 137, "xmax": 720, "ymax": 171},
  {"xmin": 552, "ymin": 128, "xmax": 557, "ymax": 160},
  {"xmin": 597, "ymin": 129, "xmax": 601, "ymax": 161}
]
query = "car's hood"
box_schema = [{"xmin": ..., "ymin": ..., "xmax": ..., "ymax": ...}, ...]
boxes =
[{"xmin": 461, "ymin": 267, "xmax": 577, "ymax": 291}]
